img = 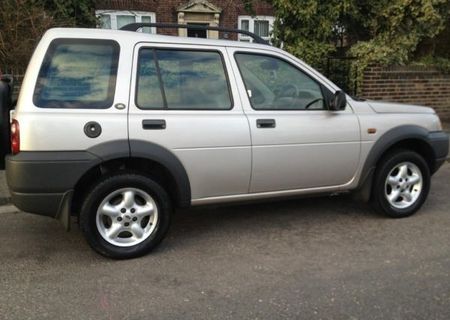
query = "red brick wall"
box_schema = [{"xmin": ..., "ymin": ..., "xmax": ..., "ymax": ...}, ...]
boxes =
[
  {"xmin": 361, "ymin": 65, "xmax": 450, "ymax": 120},
  {"xmin": 95, "ymin": 0, "xmax": 274, "ymax": 39}
]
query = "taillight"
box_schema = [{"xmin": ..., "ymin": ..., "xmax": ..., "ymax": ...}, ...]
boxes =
[{"xmin": 10, "ymin": 119, "xmax": 20, "ymax": 155}]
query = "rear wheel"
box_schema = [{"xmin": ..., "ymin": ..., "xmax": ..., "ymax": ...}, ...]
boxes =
[
  {"xmin": 371, "ymin": 150, "xmax": 430, "ymax": 218},
  {"xmin": 80, "ymin": 172, "xmax": 171, "ymax": 259}
]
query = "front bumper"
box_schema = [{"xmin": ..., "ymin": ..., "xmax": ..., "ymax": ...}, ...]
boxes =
[
  {"xmin": 428, "ymin": 131, "xmax": 449, "ymax": 173},
  {"xmin": 5, "ymin": 151, "xmax": 100, "ymax": 218}
]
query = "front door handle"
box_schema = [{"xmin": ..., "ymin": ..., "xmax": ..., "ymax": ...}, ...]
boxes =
[
  {"xmin": 142, "ymin": 119, "xmax": 166, "ymax": 130},
  {"xmin": 256, "ymin": 119, "xmax": 276, "ymax": 128}
]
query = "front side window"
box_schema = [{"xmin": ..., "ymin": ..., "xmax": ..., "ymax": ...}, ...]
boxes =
[
  {"xmin": 235, "ymin": 53, "xmax": 325, "ymax": 110},
  {"xmin": 137, "ymin": 49, "xmax": 232, "ymax": 110},
  {"xmin": 34, "ymin": 39, "xmax": 119, "ymax": 109}
]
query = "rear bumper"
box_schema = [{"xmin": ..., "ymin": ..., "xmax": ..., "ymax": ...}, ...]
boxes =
[
  {"xmin": 5, "ymin": 151, "xmax": 100, "ymax": 218},
  {"xmin": 9, "ymin": 191, "xmax": 68, "ymax": 218},
  {"xmin": 428, "ymin": 131, "xmax": 449, "ymax": 173}
]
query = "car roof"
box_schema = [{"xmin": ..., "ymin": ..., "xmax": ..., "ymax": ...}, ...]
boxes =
[{"xmin": 45, "ymin": 27, "xmax": 276, "ymax": 51}]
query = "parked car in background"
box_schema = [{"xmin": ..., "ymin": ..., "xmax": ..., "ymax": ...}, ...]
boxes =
[{"xmin": 0, "ymin": 70, "xmax": 13, "ymax": 170}]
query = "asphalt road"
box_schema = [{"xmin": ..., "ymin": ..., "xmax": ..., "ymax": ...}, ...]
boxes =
[{"xmin": 1, "ymin": 163, "xmax": 449, "ymax": 320}]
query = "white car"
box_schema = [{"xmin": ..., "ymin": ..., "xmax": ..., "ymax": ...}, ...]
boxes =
[{"xmin": 1, "ymin": 24, "xmax": 448, "ymax": 259}]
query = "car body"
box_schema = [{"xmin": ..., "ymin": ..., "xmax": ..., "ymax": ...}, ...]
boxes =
[{"xmin": 2, "ymin": 27, "xmax": 448, "ymax": 258}]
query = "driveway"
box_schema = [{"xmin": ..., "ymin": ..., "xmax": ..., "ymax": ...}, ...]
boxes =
[{"xmin": 0, "ymin": 163, "xmax": 449, "ymax": 320}]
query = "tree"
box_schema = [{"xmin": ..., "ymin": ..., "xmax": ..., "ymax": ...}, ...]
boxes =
[
  {"xmin": 0, "ymin": 0, "xmax": 96, "ymax": 72},
  {"xmin": 0, "ymin": 0, "xmax": 53, "ymax": 72},
  {"xmin": 348, "ymin": 0, "xmax": 450, "ymax": 67},
  {"xmin": 41, "ymin": 0, "xmax": 97, "ymax": 27},
  {"xmin": 269, "ymin": 0, "xmax": 450, "ymax": 70},
  {"xmin": 271, "ymin": 0, "xmax": 353, "ymax": 68}
]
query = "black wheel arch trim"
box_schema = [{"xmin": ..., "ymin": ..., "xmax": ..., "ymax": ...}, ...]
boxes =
[
  {"xmin": 85, "ymin": 139, "xmax": 191, "ymax": 207},
  {"xmin": 128, "ymin": 140, "xmax": 191, "ymax": 207},
  {"xmin": 87, "ymin": 140, "xmax": 130, "ymax": 161},
  {"xmin": 357, "ymin": 125, "xmax": 449, "ymax": 197},
  {"xmin": 86, "ymin": 139, "xmax": 191, "ymax": 207},
  {"xmin": 6, "ymin": 140, "xmax": 191, "ymax": 220}
]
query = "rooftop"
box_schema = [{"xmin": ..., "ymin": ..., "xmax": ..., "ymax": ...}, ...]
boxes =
[{"xmin": 45, "ymin": 27, "xmax": 276, "ymax": 51}]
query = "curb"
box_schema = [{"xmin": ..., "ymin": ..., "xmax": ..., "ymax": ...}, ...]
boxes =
[
  {"xmin": 0, "ymin": 204, "xmax": 19, "ymax": 215},
  {"xmin": 0, "ymin": 197, "xmax": 11, "ymax": 206}
]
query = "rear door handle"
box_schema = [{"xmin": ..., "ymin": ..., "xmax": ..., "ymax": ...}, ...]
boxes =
[
  {"xmin": 142, "ymin": 119, "xmax": 166, "ymax": 130},
  {"xmin": 256, "ymin": 119, "xmax": 276, "ymax": 128}
]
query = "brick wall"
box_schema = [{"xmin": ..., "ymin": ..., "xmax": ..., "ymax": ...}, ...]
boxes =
[
  {"xmin": 361, "ymin": 65, "xmax": 450, "ymax": 120},
  {"xmin": 95, "ymin": 0, "xmax": 274, "ymax": 39}
]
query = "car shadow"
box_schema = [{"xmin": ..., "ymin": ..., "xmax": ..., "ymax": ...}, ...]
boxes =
[
  {"xmin": 158, "ymin": 194, "xmax": 381, "ymax": 251},
  {"xmin": 2, "ymin": 194, "xmax": 380, "ymax": 262}
]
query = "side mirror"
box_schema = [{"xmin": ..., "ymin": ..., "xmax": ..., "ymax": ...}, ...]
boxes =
[{"xmin": 329, "ymin": 90, "xmax": 346, "ymax": 111}]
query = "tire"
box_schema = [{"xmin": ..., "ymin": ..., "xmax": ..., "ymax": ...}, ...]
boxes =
[
  {"xmin": 371, "ymin": 149, "xmax": 430, "ymax": 218},
  {"xmin": 80, "ymin": 172, "xmax": 172, "ymax": 259}
]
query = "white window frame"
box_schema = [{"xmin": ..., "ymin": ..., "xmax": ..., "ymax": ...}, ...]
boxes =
[
  {"xmin": 95, "ymin": 10, "xmax": 156, "ymax": 33},
  {"xmin": 238, "ymin": 15, "xmax": 274, "ymax": 42}
]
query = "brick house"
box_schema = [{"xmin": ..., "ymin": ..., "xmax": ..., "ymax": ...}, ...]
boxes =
[{"xmin": 94, "ymin": 0, "xmax": 275, "ymax": 41}]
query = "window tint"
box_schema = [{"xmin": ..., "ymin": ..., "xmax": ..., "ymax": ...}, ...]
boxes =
[
  {"xmin": 136, "ymin": 49, "xmax": 164, "ymax": 109},
  {"xmin": 34, "ymin": 39, "xmax": 119, "ymax": 109},
  {"xmin": 136, "ymin": 49, "xmax": 232, "ymax": 110},
  {"xmin": 235, "ymin": 53, "xmax": 324, "ymax": 110}
]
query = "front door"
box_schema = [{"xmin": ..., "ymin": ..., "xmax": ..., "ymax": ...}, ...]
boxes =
[{"xmin": 229, "ymin": 48, "xmax": 361, "ymax": 193}]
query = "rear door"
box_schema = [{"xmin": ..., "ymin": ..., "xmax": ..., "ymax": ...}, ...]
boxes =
[
  {"xmin": 19, "ymin": 37, "xmax": 130, "ymax": 154},
  {"xmin": 128, "ymin": 43, "xmax": 251, "ymax": 200}
]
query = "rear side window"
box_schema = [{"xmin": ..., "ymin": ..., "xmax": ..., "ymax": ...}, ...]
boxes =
[
  {"xmin": 33, "ymin": 39, "xmax": 120, "ymax": 108},
  {"xmin": 136, "ymin": 49, "xmax": 232, "ymax": 110}
]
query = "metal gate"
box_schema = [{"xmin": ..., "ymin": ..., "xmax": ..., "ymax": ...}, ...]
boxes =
[{"xmin": 325, "ymin": 57, "xmax": 358, "ymax": 96}]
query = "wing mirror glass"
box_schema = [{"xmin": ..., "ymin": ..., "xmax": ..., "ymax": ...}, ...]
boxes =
[{"xmin": 329, "ymin": 90, "xmax": 347, "ymax": 111}]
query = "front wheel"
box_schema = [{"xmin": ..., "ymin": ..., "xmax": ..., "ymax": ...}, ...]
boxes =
[
  {"xmin": 80, "ymin": 172, "xmax": 171, "ymax": 259},
  {"xmin": 371, "ymin": 150, "xmax": 430, "ymax": 218}
]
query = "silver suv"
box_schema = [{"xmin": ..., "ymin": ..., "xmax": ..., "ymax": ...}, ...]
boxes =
[{"xmin": 2, "ymin": 24, "xmax": 448, "ymax": 259}]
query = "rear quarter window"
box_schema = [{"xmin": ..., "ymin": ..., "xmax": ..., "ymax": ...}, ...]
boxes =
[{"xmin": 33, "ymin": 39, "xmax": 120, "ymax": 109}]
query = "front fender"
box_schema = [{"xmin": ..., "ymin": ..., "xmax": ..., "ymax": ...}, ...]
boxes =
[{"xmin": 356, "ymin": 125, "xmax": 448, "ymax": 200}]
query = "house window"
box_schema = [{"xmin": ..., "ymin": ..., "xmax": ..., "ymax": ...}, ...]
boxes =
[
  {"xmin": 96, "ymin": 10, "xmax": 156, "ymax": 33},
  {"xmin": 238, "ymin": 16, "xmax": 274, "ymax": 42}
]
